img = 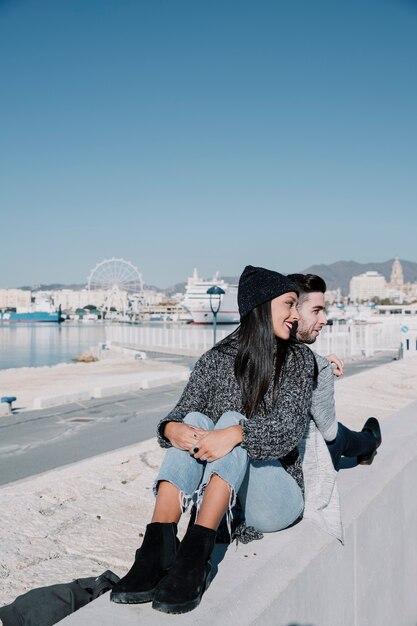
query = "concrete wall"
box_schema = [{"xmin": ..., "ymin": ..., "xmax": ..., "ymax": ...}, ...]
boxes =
[
  {"xmin": 257, "ymin": 402, "xmax": 417, "ymax": 626},
  {"xmin": 59, "ymin": 401, "xmax": 417, "ymax": 626}
]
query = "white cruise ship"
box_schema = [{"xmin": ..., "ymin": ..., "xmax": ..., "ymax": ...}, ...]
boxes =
[{"xmin": 181, "ymin": 269, "xmax": 240, "ymax": 324}]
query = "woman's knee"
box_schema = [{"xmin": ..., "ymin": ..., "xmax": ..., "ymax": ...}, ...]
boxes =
[
  {"xmin": 183, "ymin": 412, "xmax": 213, "ymax": 429},
  {"xmin": 245, "ymin": 487, "xmax": 304, "ymax": 532},
  {"xmin": 215, "ymin": 411, "xmax": 244, "ymax": 428},
  {"xmin": 240, "ymin": 464, "xmax": 304, "ymax": 533}
]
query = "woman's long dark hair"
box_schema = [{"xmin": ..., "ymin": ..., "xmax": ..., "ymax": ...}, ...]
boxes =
[{"xmin": 233, "ymin": 300, "xmax": 289, "ymax": 418}]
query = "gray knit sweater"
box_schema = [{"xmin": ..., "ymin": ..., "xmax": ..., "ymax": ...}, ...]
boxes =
[{"xmin": 157, "ymin": 336, "xmax": 315, "ymax": 491}]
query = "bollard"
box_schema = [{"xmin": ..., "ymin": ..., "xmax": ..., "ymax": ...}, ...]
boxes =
[{"xmin": 1, "ymin": 396, "xmax": 17, "ymax": 415}]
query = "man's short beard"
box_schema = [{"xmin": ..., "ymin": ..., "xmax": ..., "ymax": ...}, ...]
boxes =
[{"xmin": 296, "ymin": 329, "xmax": 317, "ymax": 344}]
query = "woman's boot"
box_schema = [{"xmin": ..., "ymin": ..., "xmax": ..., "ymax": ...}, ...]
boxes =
[
  {"xmin": 152, "ymin": 523, "xmax": 216, "ymax": 614},
  {"xmin": 110, "ymin": 522, "xmax": 179, "ymax": 604}
]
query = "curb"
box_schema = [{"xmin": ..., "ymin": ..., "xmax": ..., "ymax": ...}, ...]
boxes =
[{"xmin": 31, "ymin": 370, "xmax": 189, "ymax": 410}]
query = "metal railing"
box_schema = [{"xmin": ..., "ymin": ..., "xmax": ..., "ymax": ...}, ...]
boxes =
[
  {"xmin": 314, "ymin": 321, "xmax": 401, "ymax": 358},
  {"xmin": 105, "ymin": 320, "xmax": 402, "ymax": 359},
  {"xmin": 105, "ymin": 324, "xmax": 234, "ymax": 355}
]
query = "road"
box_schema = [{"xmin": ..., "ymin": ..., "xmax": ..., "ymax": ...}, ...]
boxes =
[{"xmin": 0, "ymin": 351, "xmax": 396, "ymax": 486}]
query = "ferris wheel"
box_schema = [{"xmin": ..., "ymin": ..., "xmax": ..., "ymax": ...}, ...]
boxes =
[{"xmin": 87, "ymin": 258, "xmax": 144, "ymax": 316}]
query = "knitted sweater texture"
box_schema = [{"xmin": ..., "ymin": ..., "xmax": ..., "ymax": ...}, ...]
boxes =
[{"xmin": 157, "ymin": 336, "xmax": 315, "ymax": 491}]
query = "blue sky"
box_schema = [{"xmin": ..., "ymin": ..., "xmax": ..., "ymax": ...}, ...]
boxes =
[{"xmin": 1, "ymin": 0, "xmax": 416, "ymax": 288}]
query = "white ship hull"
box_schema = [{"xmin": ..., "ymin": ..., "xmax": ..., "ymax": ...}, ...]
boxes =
[
  {"xmin": 188, "ymin": 309, "xmax": 240, "ymax": 324},
  {"xmin": 181, "ymin": 269, "xmax": 239, "ymax": 325}
]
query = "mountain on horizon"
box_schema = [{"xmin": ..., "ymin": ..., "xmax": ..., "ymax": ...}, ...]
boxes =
[
  {"xmin": 165, "ymin": 259, "xmax": 417, "ymax": 297},
  {"xmin": 19, "ymin": 282, "xmax": 87, "ymax": 291},
  {"xmin": 301, "ymin": 258, "xmax": 417, "ymax": 295},
  {"xmin": 17, "ymin": 259, "xmax": 417, "ymax": 297}
]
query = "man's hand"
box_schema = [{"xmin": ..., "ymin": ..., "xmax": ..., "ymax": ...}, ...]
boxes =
[
  {"xmin": 326, "ymin": 353, "xmax": 344, "ymax": 377},
  {"xmin": 193, "ymin": 426, "xmax": 243, "ymax": 462},
  {"xmin": 164, "ymin": 422, "xmax": 207, "ymax": 450}
]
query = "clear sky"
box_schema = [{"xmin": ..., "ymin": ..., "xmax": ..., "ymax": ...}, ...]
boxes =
[{"xmin": 1, "ymin": 0, "xmax": 416, "ymax": 288}]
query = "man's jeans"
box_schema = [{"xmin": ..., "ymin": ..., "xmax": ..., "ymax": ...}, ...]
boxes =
[
  {"xmin": 326, "ymin": 422, "xmax": 376, "ymax": 470},
  {"xmin": 155, "ymin": 411, "xmax": 304, "ymax": 533}
]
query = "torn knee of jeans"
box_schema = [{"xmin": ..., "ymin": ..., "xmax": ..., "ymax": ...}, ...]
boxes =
[
  {"xmin": 196, "ymin": 472, "xmax": 236, "ymax": 538},
  {"xmin": 153, "ymin": 479, "xmax": 194, "ymax": 514}
]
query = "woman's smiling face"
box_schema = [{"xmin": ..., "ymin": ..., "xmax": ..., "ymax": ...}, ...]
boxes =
[{"xmin": 270, "ymin": 292, "xmax": 300, "ymax": 339}]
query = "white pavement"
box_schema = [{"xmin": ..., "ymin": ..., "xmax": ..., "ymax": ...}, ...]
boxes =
[
  {"xmin": 0, "ymin": 355, "xmax": 189, "ymax": 412},
  {"xmin": 1, "ymin": 355, "xmax": 417, "ymax": 623}
]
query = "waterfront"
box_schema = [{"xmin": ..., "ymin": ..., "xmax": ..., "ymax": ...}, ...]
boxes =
[
  {"xmin": 0, "ymin": 318, "xmax": 406, "ymax": 371},
  {"xmin": 0, "ymin": 323, "xmax": 107, "ymax": 370},
  {"xmin": 0, "ymin": 321, "xmax": 237, "ymax": 370}
]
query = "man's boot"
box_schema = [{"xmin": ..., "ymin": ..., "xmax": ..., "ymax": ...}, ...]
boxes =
[
  {"xmin": 110, "ymin": 522, "xmax": 179, "ymax": 604},
  {"xmin": 357, "ymin": 417, "xmax": 382, "ymax": 465}
]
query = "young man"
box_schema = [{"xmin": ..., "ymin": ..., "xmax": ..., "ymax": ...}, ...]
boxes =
[{"xmin": 288, "ymin": 273, "xmax": 382, "ymax": 470}]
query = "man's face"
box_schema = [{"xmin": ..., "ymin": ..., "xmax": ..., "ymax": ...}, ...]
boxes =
[{"xmin": 296, "ymin": 291, "xmax": 327, "ymax": 344}]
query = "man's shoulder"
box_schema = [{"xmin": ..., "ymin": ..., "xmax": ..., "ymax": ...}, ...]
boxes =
[{"xmin": 313, "ymin": 353, "xmax": 330, "ymax": 371}]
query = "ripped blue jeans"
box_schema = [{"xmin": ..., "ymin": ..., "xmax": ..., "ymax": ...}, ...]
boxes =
[{"xmin": 155, "ymin": 411, "xmax": 304, "ymax": 534}]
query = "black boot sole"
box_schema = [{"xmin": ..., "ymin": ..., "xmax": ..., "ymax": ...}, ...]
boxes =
[
  {"xmin": 152, "ymin": 570, "xmax": 212, "ymax": 614},
  {"xmin": 110, "ymin": 586, "xmax": 157, "ymax": 604},
  {"xmin": 357, "ymin": 450, "xmax": 377, "ymax": 465}
]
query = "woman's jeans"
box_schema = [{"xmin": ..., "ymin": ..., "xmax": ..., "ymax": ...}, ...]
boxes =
[{"xmin": 155, "ymin": 411, "xmax": 304, "ymax": 534}]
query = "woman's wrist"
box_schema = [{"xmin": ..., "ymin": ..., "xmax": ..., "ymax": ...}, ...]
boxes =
[
  {"xmin": 229, "ymin": 424, "xmax": 243, "ymax": 445},
  {"xmin": 163, "ymin": 421, "xmax": 176, "ymax": 440}
]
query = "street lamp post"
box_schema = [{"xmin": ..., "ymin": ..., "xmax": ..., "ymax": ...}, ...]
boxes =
[{"xmin": 207, "ymin": 285, "xmax": 225, "ymax": 345}]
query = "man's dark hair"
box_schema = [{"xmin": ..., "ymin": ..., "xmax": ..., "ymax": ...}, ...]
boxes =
[{"xmin": 287, "ymin": 273, "xmax": 326, "ymax": 296}]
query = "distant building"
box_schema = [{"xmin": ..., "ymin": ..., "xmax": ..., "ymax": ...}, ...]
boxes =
[
  {"xmin": 390, "ymin": 257, "xmax": 404, "ymax": 290},
  {"xmin": 404, "ymin": 283, "xmax": 417, "ymax": 302},
  {"xmin": 386, "ymin": 258, "xmax": 417, "ymax": 304},
  {"xmin": 349, "ymin": 271, "xmax": 387, "ymax": 301},
  {"xmin": 52, "ymin": 288, "xmax": 110, "ymax": 311},
  {"xmin": 0, "ymin": 289, "xmax": 32, "ymax": 310},
  {"xmin": 324, "ymin": 288, "xmax": 341, "ymax": 305},
  {"xmin": 143, "ymin": 289, "xmax": 166, "ymax": 306}
]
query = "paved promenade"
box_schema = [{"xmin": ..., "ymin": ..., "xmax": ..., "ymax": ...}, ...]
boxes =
[
  {"xmin": 1, "ymin": 354, "xmax": 417, "ymax": 623},
  {"xmin": 0, "ymin": 354, "xmax": 189, "ymax": 412}
]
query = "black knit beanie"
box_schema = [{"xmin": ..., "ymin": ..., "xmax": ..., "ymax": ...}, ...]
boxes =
[{"xmin": 238, "ymin": 265, "xmax": 299, "ymax": 319}]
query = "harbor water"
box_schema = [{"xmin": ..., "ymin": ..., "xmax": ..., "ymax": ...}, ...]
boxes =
[
  {"xmin": 0, "ymin": 323, "xmax": 107, "ymax": 370},
  {"xmin": 0, "ymin": 322, "xmax": 237, "ymax": 370}
]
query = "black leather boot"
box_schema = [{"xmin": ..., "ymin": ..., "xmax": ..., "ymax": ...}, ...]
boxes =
[
  {"xmin": 110, "ymin": 522, "xmax": 179, "ymax": 604},
  {"xmin": 152, "ymin": 523, "xmax": 216, "ymax": 614},
  {"xmin": 357, "ymin": 417, "xmax": 382, "ymax": 465}
]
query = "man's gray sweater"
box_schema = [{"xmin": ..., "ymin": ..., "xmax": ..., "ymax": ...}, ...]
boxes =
[{"xmin": 310, "ymin": 353, "xmax": 338, "ymax": 441}]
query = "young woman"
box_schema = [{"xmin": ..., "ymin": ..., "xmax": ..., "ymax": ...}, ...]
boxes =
[{"xmin": 110, "ymin": 265, "xmax": 316, "ymax": 614}]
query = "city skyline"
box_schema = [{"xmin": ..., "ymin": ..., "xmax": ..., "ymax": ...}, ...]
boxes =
[
  {"xmin": 2, "ymin": 255, "xmax": 416, "ymax": 293},
  {"xmin": 1, "ymin": 0, "xmax": 416, "ymax": 288}
]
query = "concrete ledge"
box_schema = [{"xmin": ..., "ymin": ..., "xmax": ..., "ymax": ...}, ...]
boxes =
[
  {"xmin": 58, "ymin": 400, "xmax": 417, "ymax": 626},
  {"xmin": 31, "ymin": 370, "xmax": 189, "ymax": 409},
  {"xmin": 33, "ymin": 391, "xmax": 92, "ymax": 410},
  {"xmin": 140, "ymin": 371, "xmax": 190, "ymax": 389}
]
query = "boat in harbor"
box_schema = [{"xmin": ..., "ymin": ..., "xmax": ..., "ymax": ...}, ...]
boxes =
[
  {"xmin": 0, "ymin": 311, "xmax": 62, "ymax": 323},
  {"xmin": 181, "ymin": 269, "xmax": 239, "ymax": 324},
  {"xmin": 0, "ymin": 298, "xmax": 63, "ymax": 323}
]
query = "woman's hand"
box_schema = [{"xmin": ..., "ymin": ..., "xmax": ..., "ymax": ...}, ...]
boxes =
[
  {"xmin": 193, "ymin": 426, "xmax": 243, "ymax": 462},
  {"xmin": 164, "ymin": 422, "xmax": 207, "ymax": 450}
]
